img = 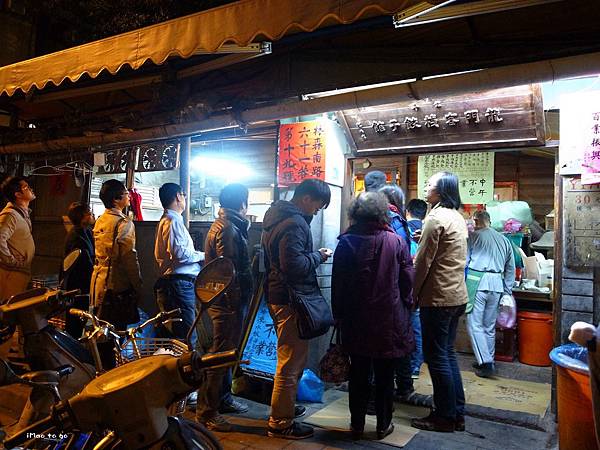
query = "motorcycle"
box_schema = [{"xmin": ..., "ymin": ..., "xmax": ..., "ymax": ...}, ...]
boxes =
[{"xmin": 3, "ymin": 256, "xmax": 239, "ymax": 449}]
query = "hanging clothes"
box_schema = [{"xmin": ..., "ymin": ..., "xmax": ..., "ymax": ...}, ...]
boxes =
[{"xmin": 128, "ymin": 188, "xmax": 144, "ymax": 221}]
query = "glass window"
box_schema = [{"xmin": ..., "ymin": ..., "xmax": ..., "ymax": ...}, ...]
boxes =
[{"xmin": 90, "ymin": 171, "xmax": 126, "ymax": 216}]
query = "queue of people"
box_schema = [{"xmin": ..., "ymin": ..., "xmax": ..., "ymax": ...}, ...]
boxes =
[{"xmin": 0, "ymin": 169, "xmax": 518, "ymax": 440}]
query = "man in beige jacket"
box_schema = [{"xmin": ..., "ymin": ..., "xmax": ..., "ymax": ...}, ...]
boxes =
[
  {"xmin": 0, "ymin": 177, "xmax": 36, "ymax": 302},
  {"xmin": 411, "ymin": 171, "xmax": 469, "ymax": 434},
  {"xmin": 90, "ymin": 179, "xmax": 142, "ymax": 331}
]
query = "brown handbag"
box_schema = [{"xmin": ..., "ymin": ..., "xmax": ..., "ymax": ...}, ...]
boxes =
[{"xmin": 319, "ymin": 327, "xmax": 350, "ymax": 384}]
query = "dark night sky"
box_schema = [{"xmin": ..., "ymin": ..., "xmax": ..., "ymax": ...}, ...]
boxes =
[{"xmin": 32, "ymin": 0, "xmax": 238, "ymax": 56}]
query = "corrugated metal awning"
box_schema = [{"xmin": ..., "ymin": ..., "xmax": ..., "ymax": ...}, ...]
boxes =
[{"xmin": 0, "ymin": 0, "xmax": 422, "ymax": 97}]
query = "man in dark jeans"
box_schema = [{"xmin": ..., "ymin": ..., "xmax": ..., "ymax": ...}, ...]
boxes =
[
  {"xmin": 154, "ymin": 183, "xmax": 205, "ymax": 347},
  {"xmin": 196, "ymin": 183, "xmax": 252, "ymax": 431},
  {"xmin": 420, "ymin": 304, "xmax": 466, "ymax": 426},
  {"xmin": 411, "ymin": 172, "xmax": 469, "ymax": 433}
]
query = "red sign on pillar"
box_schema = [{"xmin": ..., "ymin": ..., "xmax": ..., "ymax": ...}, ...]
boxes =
[{"xmin": 278, "ymin": 120, "xmax": 326, "ymax": 186}]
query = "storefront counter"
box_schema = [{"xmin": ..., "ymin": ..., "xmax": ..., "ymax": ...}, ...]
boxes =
[{"xmin": 513, "ymin": 287, "xmax": 553, "ymax": 313}]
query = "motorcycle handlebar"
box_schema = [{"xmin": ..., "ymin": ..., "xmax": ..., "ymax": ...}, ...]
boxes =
[
  {"xmin": 194, "ymin": 349, "xmax": 239, "ymax": 370},
  {"xmin": 68, "ymin": 308, "xmax": 92, "ymax": 321},
  {"xmin": 134, "ymin": 308, "xmax": 181, "ymax": 334}
]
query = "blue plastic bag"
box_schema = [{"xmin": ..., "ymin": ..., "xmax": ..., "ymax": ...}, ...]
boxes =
[
  {"xmin": 296, "ymin": 368, "xmax": 324, "ymax": 403},
  {"xmin": 549, "ymin": 343, "xmax": 589, "ymax": 375}
]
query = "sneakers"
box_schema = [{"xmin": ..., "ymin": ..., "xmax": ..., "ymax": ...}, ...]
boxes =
[
  {"xmin": 396, "ymin": 390, "xmax": 433, "ymax": 408},
  {"xmin": 377, "ymin": 423, "xmax": 395, "ymax": 440},
  {"xmin": 202, "ymin": 414, "xmax": 233, "ymax": 432},
  {"xmin": 219, "ymin": 398, "xmax": 249, "ymax": 414},
  {"xmin": 187, "ymin": 391, "xmax": 198, "ymax": 407},
  {"xmin": 267, "ymin": 422, "xmax": 314, "ymax": 440},
  {"xmin": 294, "ymin": 405, "xmax": 307, "ymax": 418},
  {"xmin": 475, "ymin": 362, "xmax": 496, "ymax": 379}
]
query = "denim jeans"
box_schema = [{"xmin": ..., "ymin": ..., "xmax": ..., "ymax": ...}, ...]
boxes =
[
  {"xmin": 155, "ymin": 277, "xmax": 198, "ymax": 347},
  {"xmin": 410, "ymin": 308, "xmax": 424, "ymax": 374},
  {"xmin": 349, "ymin": 354, "xmax": 395, "ymax": 432},
  {"xmin": 421, "ymin": 304, "xmax": 466, "ymax": 420},
  {"xmin": 196, "ymin": 295, "xmax": 240, "ymax": 420}
]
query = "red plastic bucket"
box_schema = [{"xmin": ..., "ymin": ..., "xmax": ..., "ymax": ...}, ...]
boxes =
[
  {"xmin": 556, "ymin": 365, "xmax": 597, "ymax": 450},
  {"xmin": 517, "ymin": 311, "xmax": 552, "ymax": 366}
]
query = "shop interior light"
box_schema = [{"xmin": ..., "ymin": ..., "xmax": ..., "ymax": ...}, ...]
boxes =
[
  {"xmin": 191, "ymin": 156, "xmax": 253, "ymax": 181},
  {"xmin": 393, "ymin": 0, "xmax": 563, "ymax": 28}
]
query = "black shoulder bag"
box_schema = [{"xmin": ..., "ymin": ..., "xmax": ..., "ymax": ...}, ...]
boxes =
[
  {"xmin": 274, "ymin": 264, "xmax": 333, "ymax": 340},
  {"xmin": 98, "ymin": 218, "xmax": 140, "ymax": 327}
]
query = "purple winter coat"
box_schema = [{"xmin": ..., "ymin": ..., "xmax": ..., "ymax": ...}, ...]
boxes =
[{"xmin": 331, "ymin": 223, "xmax": 415, "ymax": 359}]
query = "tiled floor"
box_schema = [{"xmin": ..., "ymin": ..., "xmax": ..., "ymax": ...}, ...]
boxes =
[{"xmin": 190, "ymin": 389, "xmax": 555, "ymax": 450}]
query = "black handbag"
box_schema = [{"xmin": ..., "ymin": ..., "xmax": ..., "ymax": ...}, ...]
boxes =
[
  {"xmin": 99, "ymin": 288, "xmax": 139, "ymax": 326},
  {"xmin": 99, "ymin": 218, "xmax": 140, "ymax": 327},
  {"xmin": 275, "ymin": 266, "xmax": 333, "ymax": 340}
]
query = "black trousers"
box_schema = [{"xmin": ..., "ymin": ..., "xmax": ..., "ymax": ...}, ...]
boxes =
[{"xmin": 349, "ymin": 354, "xmax": 396, "ymax": 432}]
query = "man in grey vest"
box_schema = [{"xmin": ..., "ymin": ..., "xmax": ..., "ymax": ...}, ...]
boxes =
[{"xmin": 466, "ymin": 210, "xmax": 515, "ymax": 378}]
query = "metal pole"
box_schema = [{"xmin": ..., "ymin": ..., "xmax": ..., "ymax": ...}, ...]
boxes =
[{"xmin": 180, "ymin": 138, "xmax": 191, "ymax": 227}]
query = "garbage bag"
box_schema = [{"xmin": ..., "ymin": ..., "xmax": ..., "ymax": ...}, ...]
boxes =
[
  {"xmin": 296, "ymin": 368, "xmax": 324, "ymax": 403},
  {"xmin": 496, "ymin": 294, "xmax": 516, "ymax": 329},
  {"xmin": 549, "ymin": 343, "xmax": 589, "ymax": 375},
  {"xmin": 487, "ymin": 201, "xmax": 533, "ymax": 231}
]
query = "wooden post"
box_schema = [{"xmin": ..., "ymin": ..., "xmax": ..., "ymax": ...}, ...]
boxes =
[
  {"xmin": 180, "ymin": 138, "xmax": 191, "ymax": 228},
  {"xmin": 399, "ymin": 155, "xmax": 408, "ymax": 198}
]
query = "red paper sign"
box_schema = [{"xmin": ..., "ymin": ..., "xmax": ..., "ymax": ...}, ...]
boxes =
[{"xmin": 278, "ymin": 121, "xmax": 326, "ymax": 186}]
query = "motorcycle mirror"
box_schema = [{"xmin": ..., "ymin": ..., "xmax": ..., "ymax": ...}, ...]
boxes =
[
  {"xmin": 63, "ymin": 249, "xmax": 81, "ymax": 273},
  {"xmin": 194, "ymin": 257, "xmax": 235, "ymax": 306},
  {"xmin": 187, "ymin": 257, "xmax": 236, "ymax": 349}
]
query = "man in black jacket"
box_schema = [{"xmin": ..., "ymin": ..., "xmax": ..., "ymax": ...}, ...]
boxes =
[
  {"xmin": 263, "ymin": 178, "xmax": 332, "ymax": 440},
  {"xmin": 196, "ymin": 183, "xmax": 251, "ymax": 431},
  {"xmin": 63, "ymin": 202, "xmax": 95, "ymax": 338}
]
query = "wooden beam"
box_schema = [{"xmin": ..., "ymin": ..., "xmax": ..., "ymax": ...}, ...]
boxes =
[{"xmin": 4, "ymin": 50, "xmax": 600, "ymax": 154}]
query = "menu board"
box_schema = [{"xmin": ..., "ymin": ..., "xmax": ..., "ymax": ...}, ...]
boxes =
[
  {"xmin": 418, "ymin": 152, "xmax": 495, "ymax": 204},
  {"xmin": 278, "ymin": 120, "xmax": 326, "ymax": 186},
  {"xmin": 564, "ymin": 177, "xmax": 600, "ymax": 267},
  {"xmin": 560, "ymin": 90, "xmax": 600, "ymax": 181}
]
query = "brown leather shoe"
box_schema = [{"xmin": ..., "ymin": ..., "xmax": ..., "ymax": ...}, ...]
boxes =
[
  {"xmin": 411, "ymin": 413, "xmax": 455, "ymax": 432},
  {"xmin": 455, "ymin": 415, "xmax": 465, "ymax": 431}
]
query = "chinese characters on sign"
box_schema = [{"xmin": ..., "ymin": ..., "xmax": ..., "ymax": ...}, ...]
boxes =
[
  {"xmin": 560, "ymin": 90, "xmax": 600, "ymax": 179},
  {"xmin": 583, "ymin": 110, "xmax": 600, "ymax": 185},
  {"xmin": 278, "ymin": 121, "xmax": 327, "ymax": 186},
  {"xmin": 564, "ymin": 177, "xmax": 600, "ymax": 267},
  {"xmin": 354, "ymin": 107, "xmax": 505, "ymax": 140},
  {"xmin": 241, "ymin": 301, "xmax": 278, "ymax": 377},
  {"xmin": 418, "ymin": 152, "xmax": 495, "ymax": 204},
  {"xmin": 342, "ymin": 85, "xmax": 544, "ymax": 153}
]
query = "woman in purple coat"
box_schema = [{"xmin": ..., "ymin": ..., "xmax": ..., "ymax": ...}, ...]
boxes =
[{"xmin": 332, "ymin": 192, "xmax": 415, "ymax": 441}]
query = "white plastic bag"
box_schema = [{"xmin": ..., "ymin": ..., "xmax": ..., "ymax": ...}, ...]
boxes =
[{"xmin": 496, "ymin": 294, "xmax": 516, "ymax": 329}]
